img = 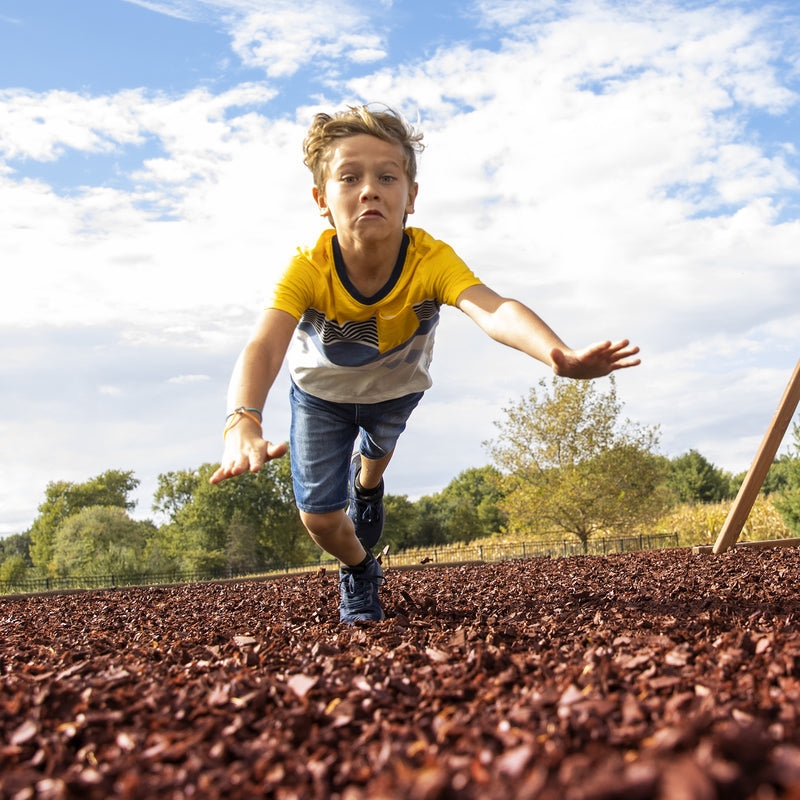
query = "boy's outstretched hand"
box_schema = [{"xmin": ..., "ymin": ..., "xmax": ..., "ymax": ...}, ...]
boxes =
[
  {"xmin": 550, "ymin": 339, "xmax": 641, "ymax": 379},
  {"xmin": 209, "ymin": 435, "xmax": 288, "ymax": 484}
]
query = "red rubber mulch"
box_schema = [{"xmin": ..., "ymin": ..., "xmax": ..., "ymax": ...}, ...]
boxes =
[{"xmin": 3, "ymin": 547, "xmax": 800, "ymax": 799}]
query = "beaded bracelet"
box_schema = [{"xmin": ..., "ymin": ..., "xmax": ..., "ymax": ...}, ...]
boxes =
[{"xmin": 223, "ymin": 406, "xmax": 263, "ymax": 439}]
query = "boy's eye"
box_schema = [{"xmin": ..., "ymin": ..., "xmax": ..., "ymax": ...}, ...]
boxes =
[{"xmin": 380, "ymin": 175, "xmax": 397, "ymax": 183}]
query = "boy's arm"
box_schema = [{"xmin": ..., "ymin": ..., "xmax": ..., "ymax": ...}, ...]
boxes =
[
  {"xmin": 209, "ymin": 309, "xmax": 298, "ymax": 484},
  {"xmin": 455, "ymin": 284, "xmax": 640, "ymax": 379}
]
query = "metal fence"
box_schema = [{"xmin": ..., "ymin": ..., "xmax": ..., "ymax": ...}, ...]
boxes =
[
  {"xmin": 381, "ymin": 531, "xmax": 681, "ymax": 567},
  {"xmin": 0, "ymin": 531, "xmax": 680, "ymax": 595}
]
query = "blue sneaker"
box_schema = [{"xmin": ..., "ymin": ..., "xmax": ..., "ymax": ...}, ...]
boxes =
[
  {"xmin": 347, "ymin": 452, "xmax": 385, "ymax": 549},
  {"xmin": 339, "ymin": 554, "xmax": 385, "ymax": 623}
]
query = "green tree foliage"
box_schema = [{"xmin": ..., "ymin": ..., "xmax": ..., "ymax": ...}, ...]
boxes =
[
  {"xmin": 0, "ymin": 532, "xmax": 33, "ymax": 586},
  {"xmin": 0, "ymin": 532, "xmax": 33, "ymax": 567},
  {"xmin": 151, "ymin": 468, "xmax": 198, "ymax": 521},
  {"xmin": 0, "ymin": 554, "xmax": 29, "ymax": 586},
  {"xmin": 488, "ymin": 376, "xmax": 669, "ymax": 551},
  {"xmin": 762, "ymin": 454, "xmax": 797, "ymax": 496},
  {"xmin": 774, "ymin": 423, "xmax": 800, "ymax": 534},
  {"xmin": 375, "ymin": 495, "xmax": 450, "ymax": 551},
  {"xmin": 668, "ymin": 450, "xmax": 733, "ymax": 503},
  {"xmin": 154, "ymin": 455, "xmax": 317, "ymax": 573},
  {"xmin": 51, "ymin": 506, "xmax": 152, "ymax": 578},
  {"xmin": 437, "ymin": 466, "xmax": 507, "ymax": 541},
  {"xmin": 28, "ymin": 470, "xmax": 140, "ymax": 574},
  {"xmin": 728, "ymin": 457, "xmax": 795, "ymax": 501},
  {"xmin": 382, "ymin": 495, "xmax": 425, "ymax": 551},
  {"xmin": 382, "ymin": 467, "xmax": 507, "ymax": 552}
]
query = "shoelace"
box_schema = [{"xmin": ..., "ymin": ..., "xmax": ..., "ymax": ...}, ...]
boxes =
[
  {"xmin": 340, "ymin": 572, "xmax": 385, "ymax": 613},
  {"xmin": 355, "ymin": 498, "xmax": 381, "ymax": 523}
]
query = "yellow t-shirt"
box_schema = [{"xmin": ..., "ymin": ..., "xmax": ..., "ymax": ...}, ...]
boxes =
[{"xmin": 267, "ymin": 227, "xmax": 483, "ymax": 402}]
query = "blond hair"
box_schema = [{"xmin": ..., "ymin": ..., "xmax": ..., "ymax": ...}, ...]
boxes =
[{"xmin": 303, "ymin": 105, "xmax": 424, "ymax": 187}]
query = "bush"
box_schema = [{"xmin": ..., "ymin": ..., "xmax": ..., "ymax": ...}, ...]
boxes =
[
  {"xmin": 52, "ymin": 506, "xmax": 147, "ymax": 578},
  {"xmin": 0, "ymin": 554, "xmax": 29, "ymax": 586}
]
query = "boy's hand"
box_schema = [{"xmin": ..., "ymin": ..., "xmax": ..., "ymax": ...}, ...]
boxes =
[
  {"xmin": 550, "ymin": 339, "xmax": 641, "ymax": 379},
  {"xmin": 209, "ymin": 430, "xmax": 288, "ymax": 484}
]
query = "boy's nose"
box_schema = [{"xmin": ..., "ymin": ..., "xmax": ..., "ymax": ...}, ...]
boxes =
[{"xmin": 359, "ymin": 180, "xmax": 380, "ymax": 200}]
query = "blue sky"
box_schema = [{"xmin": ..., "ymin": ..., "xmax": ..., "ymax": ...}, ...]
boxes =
[{"xmin": 2, "ymin": 0, "xmax": 800, "ymax": 536}]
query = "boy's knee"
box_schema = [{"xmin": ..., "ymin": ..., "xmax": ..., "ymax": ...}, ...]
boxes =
[{"xmin": 300, "ymin": 509, "xmax": 348, "ymax": 540}]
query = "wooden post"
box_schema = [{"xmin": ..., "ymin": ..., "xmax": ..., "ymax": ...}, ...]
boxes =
[{"xmin": 712, "ymin": 358, "xmax": 800, "ymax": 554}]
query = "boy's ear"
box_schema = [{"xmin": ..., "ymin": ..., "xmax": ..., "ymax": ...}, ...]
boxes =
[
  {"xmin": 406, "ymin": 182, "xmax": 419, "ymax": 216},
  {"xmin": 312, "ymin": 186, "xmax": 331, "ymax": 220}
]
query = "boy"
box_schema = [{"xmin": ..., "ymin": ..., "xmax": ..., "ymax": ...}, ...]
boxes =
[{"xmin": 210, "ymin": 105, "xmax": 640, "ymax": 623}]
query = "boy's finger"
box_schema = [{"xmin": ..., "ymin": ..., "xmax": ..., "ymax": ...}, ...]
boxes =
[{"xmin": 266, "ymin": 441, "xmax": 289, "ymax": 459}]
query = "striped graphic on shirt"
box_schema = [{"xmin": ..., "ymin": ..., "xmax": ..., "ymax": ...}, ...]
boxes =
[
  {"xmin": 414, "ymin": 298, "xmax": 439, "ymax": 324},
  {"xmin": 300, "ymin": 308, "xmax": 379, "ymax": 349}
]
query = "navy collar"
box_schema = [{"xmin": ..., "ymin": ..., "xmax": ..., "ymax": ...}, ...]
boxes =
[{"xmin": 332, "ymin": 233, "xmax": 409, "ymax": 305}]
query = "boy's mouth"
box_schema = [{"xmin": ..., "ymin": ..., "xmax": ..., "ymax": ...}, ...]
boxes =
[{"xmin": 359, "ymin": 209, "xmax": 384, "ymax": 220}]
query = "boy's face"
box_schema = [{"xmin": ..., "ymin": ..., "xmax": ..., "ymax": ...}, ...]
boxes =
[{"xmin": 312, "ymin": 134, "xmax": 418, "ymax": 248}]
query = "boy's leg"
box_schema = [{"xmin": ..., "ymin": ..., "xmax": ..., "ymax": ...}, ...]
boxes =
[
  {"xmin": 299, "ymin": 509, "xmax": 366, "ymax": 567},
  {"xmin": 289, "ymin": 383, "xmax": 385, "ymax": 623},
  {"xmin": 347, "ymin": 451, "xmax": 389, "ymax": 549},
  {"xmin": 349, "ymin": 391, "xmax": 424, "ymax": 549},
  {"xmin": 289, "ymin": 382, "xmax": 359, "ymax": 558},
  {"xmin": 357, "ymin": 449, "xmax": 394, "ymax": 490},
  {"xmin": 300, "ymin": 508, "xmax": 384, "ymax": 623}
]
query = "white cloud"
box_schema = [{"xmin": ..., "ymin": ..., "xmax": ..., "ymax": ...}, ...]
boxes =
[
  {"xmin": 229, "ymin": 2, "xmax": 388, "ymax": 77},
  {"xmin": 0, "ymin": 89, "xmax": 147, "ymax": 161},
  {"xmin": 168, "ymin": 374, "xmax": 211, "ymax": 384},
  {"xmin": 120, "ymin": 0, "xmax": 199, "ymax": 21},
  {"xmin": 122, "ymin": 0, "xmax": 389, "ymax": 78},
  {"xmin": 0, "ymin": 83, "xmax": 320, "ymax": 332}
]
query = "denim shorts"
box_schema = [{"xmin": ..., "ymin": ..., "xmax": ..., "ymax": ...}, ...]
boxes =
[{"xmin": 288, "ymin": 381, "xmax": 424, "ymax": 514}]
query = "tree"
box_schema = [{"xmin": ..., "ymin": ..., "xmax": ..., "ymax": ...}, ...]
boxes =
[
  {"xmin": 437, "ymin": 466, "xmax": 507, "ymax": 541},
  {"xmin": 410, "ymin": 496, "xmax": 449, "ymax": 547},
  {"xmin": 154, "ymin": 455, "xmax": 317, "ymax": 574},
  {"xmin": 0, "ymin": 554, "xmax": 29, "ymax": 586},
  {"xmin": 51, "ymin": 506, "xmax": 150, "ymax": 579},
  {"xmin": 774, "ymin": 422, "xmax": 800, "ymax": 534},
  {"xmin": 0, "ymin": 532, "xmax": 33, "ymax": 567},
  {"xmin": 762, "ymin": 455, "xmax": 796, "ymax": 497},
  {"xmin": 487, "ymin": 376, "xmax": 669, "ymax": 551},
  {"xmin": 382, "ymin": 494, "xmax": 451, "ymax": 552},
  {"xmin": 668, "ymin": 450, "xmax": 732, "ymax": 503},
  {"xmin": 224, "ymin": 511, "xmax": 260, "ymax": 574},
  {"xmin": 442, "ymin": 500, "xmax": 484, "ymax": 543},
  {"xmin": 382, "ymin": 495, "xmax": 422, "ymax": 551},
  {"xmin": 728, "ymin": 462, "xmax": 790, "ymax": 499},
  {"xmin": 29, "ymin": 470, "xmax": 140, "ymax": 574},
  {"xmin": 152, "ymin": 469, "xmax": 199, "ymax": 522},
  {"xmin": 260, "ymin": 455, "xmax": 318, "ymax": 568},
  {"xmin": 0, "ymin": 532, "xmax": 33, "ymax": 587}
]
